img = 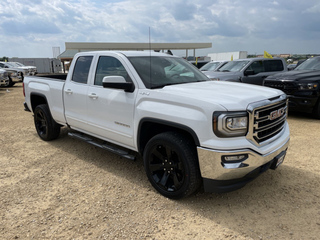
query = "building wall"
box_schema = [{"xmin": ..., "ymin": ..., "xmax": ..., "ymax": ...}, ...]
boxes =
[{"xmin": 207, "ymin": 51, "xmax": 248, "ymax": 61}]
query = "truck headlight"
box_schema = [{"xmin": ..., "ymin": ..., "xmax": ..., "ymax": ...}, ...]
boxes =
[
  {"xmin": 298, "ymin": 83, "xmax": 318, "ymax": 90},
  {"xmin": 213, "ymin": 112, "xmax": 248, "ymax": 137}
]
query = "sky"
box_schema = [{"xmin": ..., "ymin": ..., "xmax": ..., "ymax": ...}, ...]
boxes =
[{"xmin": 0, "ymin": 0, "xmax": 320, "ymax": 58}]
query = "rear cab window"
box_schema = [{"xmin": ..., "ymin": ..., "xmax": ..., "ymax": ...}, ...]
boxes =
[{"xmin": 72, "ymin": 56, "xmax": 93, "ymax": 84}]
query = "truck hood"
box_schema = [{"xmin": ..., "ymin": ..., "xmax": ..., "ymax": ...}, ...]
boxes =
[
  {"xmin": 159, "ymin": 81, "xmax": 284, "ymax": 111},
  {"xmin": 204, "ymin": 71, "xmax": 240, "ymax": 81},
  {"xmin": 266, "ymin": 70, "xmax": 320, "ymax": 81}
]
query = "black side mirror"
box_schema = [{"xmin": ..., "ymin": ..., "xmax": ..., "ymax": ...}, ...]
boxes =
[
  {"xmin": 102, "ymin": 76, "xmax": 135, "ymax": 93},
  {"xmin": 244, "ymin": 70, "xmax": 255, "ymax": 76}
]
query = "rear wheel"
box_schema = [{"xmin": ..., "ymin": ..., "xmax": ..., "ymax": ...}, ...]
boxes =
[
  {"xmin": 34, "ymin": 104, "xmax": 60, "ymax": 141},
  {"xmin": 143, "ymin": 132, "xmax": 201, "ymax": 199}
]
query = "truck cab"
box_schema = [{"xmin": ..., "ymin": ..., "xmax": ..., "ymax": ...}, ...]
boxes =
[{"xmin": 205, "ymin": 58, "xmax": 287, "ymax": 85}]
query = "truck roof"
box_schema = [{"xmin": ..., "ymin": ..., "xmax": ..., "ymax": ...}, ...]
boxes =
[
  {"xmin": 231, "ymin": 57, "xmax": 284, "ymax": 62},
  {"xmin": 75, "ymin": 50, "xmax": 175, "ymax": 58}
]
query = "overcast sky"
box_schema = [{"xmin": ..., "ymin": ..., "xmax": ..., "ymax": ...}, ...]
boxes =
[{"xmin": 0, "ymin": 0, "xmax": 319, "ymax": 58}]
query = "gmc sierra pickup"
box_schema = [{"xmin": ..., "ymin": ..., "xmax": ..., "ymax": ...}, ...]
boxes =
[{"xmin": 23, "ymin": 51, "xmax": 290, "ymax": 199}]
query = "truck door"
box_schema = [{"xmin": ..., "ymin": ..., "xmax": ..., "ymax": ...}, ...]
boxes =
[
  {"xmin": 64, "ymin": 55, "xmax": 93, "ymax": 130},
  {"xmin": 86, "ymin": 55, "xmax": 136, "ymax": 148},
  {"xmin": 242, "ymin": 60, "xmax": 267, "ymax": 85}
]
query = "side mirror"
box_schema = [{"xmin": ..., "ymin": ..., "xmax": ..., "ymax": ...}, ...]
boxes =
[
  {"xmin": 102, "ymin": 76, "xmax": 135, "ymax": 93},
  {"xmin": 244, "ymin": 70, "xmax": 255, "ymax": 76}
]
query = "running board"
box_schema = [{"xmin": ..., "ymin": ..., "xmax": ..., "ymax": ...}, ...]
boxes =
[{"xmin": 68, "ymin": 132, "xmax": 136, "ymax": 161}]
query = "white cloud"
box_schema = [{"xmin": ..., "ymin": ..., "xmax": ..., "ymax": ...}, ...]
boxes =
[{"xmin": 0, "ymin": 0, "xmax": 319, "ymax": 58}]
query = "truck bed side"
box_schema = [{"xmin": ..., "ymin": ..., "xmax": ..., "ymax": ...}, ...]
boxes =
[{"xmin": 24, "ymin": 76, "xmax": 67, "ymax": 125}]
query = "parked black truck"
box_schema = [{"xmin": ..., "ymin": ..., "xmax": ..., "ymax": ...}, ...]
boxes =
[{"xmin": 264, "ymin": 56, "xmax": 320, "ymax": 118}]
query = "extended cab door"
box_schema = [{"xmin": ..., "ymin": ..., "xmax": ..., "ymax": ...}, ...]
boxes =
[
  {"xmin": 64, "ymin": 55, "xmax": 93, "ymax": 130},
  {"xmin": 86, "ymin": 55, "xmax": 136, "ymax": 148}
]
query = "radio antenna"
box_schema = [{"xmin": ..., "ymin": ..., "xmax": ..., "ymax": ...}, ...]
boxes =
[{"xmin": 149, "ymin": 27, "xmax": 152, "ymax": 87}]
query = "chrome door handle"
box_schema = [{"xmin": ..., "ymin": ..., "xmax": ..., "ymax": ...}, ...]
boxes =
[
  {"xmin": 65, "ymin": 89, "xmax": 73, "ymax": 94},
  {"xmin": 88, "ymin": 93, "xmax": 98, "ymax": 99}
]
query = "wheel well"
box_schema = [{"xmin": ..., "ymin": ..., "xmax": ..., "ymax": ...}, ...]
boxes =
[
  {"xmin": 138, "ymin": 119, "xmax": 200, "ymax": 155},
  {"xmin": 30, "ymin": 94, "xmax": 48, "ymax": 112}
]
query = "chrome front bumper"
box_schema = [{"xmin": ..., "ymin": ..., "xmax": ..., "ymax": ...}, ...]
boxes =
[{"xmin": 197, "ymin": 138, "xmax": 290, "ymax": 192}]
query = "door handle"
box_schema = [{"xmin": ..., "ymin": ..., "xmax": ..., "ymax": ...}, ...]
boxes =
[
  {"xmin": 65, "ymin": 89, "xmax": 73, "ymax": 94},
  {"xmin": 88, "ymin": 93, "xmax": 98, "ymax": 99}
]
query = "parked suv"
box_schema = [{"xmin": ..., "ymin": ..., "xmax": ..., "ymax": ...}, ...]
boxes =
[
  {"xmin": 206, "ymin": 58, "xmax": 287, "ymax": 85},
  {"xmin": 264, "ymin": 56, "xmax": 320, "ymax": 118}
]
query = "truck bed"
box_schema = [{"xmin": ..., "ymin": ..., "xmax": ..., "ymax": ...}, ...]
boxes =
[{"xmin": 34, "ymin": 73, "xmax": 67, "ymax": 80}]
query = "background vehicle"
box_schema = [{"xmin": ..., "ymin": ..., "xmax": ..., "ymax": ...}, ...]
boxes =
[
  {"xmin": 287, "ymin": 64, "xmax": 297, "ymax": 71},
  {"xmin": 24, "ymin": 51, "xmax": 290, "ymax": 199},
  {"xmin": 264, "ymin": 56, "xmax": 320, "ymax": 118},
  {"xmin": 206, "ymin": 58, "xmax": 288, "ymax": 85},
  {"xmin": 0, "ymin": 62, "xmax": 26, "ymax": 82},
  {"xmin": 200, "ymin": 60, "xmax": 228, "ymax": 72},
  {"xmin": 12, "ymin": 62, "xmax": 37, "ymax": 75},
  {"xmin": 0, "ymin": 69, "xmax": 9, "ymax": 87},
  {"xmin": 189, "ymin": 60, "xmax": 210, "ymax": 69}
]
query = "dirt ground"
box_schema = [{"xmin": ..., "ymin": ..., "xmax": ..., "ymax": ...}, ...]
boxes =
[{"xmin": 0, "ymin": 83, "xmax": 319, "ymax": 240}]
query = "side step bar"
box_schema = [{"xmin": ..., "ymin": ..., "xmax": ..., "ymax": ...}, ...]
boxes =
[{"xmin": 68, "ymin": 132, "xmax": 136, "ymax": 161}]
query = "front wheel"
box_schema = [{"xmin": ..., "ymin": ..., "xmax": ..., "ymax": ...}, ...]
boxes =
[
  {"xmin": 34, "ymin": 104, "xmax": 60, "ymax": 141},
  {"xmin": 143, "ymin": 132, "xmax": 201, "ymax": 199}
]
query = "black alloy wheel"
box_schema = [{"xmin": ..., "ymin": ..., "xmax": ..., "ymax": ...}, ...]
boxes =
[
  {"xmin": 143, "ymin": 132, "xmax": 201, "ymax": 199},
  {"xmin": 34, "ymin": 104, "xmax": 60, "ymax": 141}
]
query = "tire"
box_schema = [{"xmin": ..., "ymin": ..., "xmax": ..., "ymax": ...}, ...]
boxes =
[
  {"xmin": 7, "ymin": 77, "xmax": 15, "ymax": 87},
  {"xmin": 143, "ymin": 132, "xmax": 201, "ymax": 199},
  {"xmin": 313, "ymin": 99, "xmax": 320, "ymax": 119},
  {"xmin": 34, "ymin": 104, "xmax": 60, "ymax": 141}
]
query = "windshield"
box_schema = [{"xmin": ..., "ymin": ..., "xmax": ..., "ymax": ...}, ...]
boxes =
[
  {"xmin": 128, "ymin": 56, "xmax": 209, "ymax": 89},
  {"xmin": 217, "ymin": 60, "xmax": 250, "ymax": 72},
  {"xmin": 295, "ymin": 57, "xmax": 320, "ymax": 71},
  {"xmin": 13, "ymin": 62, "xmax": 24, "ymax": 67},
  {"xmin": 200, "ymin": 62, "xmax": 221, "ymax": 71},
  {"xmin": 5, "ymin": 62, "xmax": 16, "ymax": 68}
]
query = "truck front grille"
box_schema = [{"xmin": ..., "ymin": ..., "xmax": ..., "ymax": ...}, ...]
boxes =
[
  {"xmin": 264, "ymin": 80, "xmax": 297, "ymax": 95},
  {"xmin": 247, "ymin": 95, "xmax": 288, "ymax": 146}
]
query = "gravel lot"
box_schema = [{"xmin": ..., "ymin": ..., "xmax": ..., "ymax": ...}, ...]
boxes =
[{"xmin": 1, "ymin": 83, "xmax": 320, "ymax": 239}]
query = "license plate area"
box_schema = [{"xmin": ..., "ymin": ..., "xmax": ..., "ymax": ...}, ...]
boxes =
[{"xmin": 270, "ymin": 150, "xmax": 286, "ymax": 170}]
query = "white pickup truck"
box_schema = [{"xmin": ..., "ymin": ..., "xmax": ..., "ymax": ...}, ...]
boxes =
[{"xmin": 23, "ymin": 51, "xmax": 290, "ymax": 199}]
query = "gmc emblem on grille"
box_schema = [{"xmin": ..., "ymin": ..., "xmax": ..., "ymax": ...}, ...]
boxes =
[{"xmin": 268, "ymin": 107, "xmax": 286, "ymax": 120}]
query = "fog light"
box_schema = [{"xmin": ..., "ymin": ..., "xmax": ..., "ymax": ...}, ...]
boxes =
[{"xmin": 222, "ymin": 154, "xmax": 248, "ymax": 163}]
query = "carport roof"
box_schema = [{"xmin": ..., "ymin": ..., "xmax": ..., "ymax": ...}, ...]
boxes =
[{"xmin": 57, "ymin": 42, "xmax": 212, "ymax": 60}]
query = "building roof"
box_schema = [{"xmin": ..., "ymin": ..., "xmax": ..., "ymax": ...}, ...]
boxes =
[{"xmin": 57, "ymin": 42, "xmax": 212, "ymax": 60}]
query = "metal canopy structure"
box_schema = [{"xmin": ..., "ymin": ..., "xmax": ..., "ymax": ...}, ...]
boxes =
[{"xmin": 57, "ymin": 42, "xmax": 212, "ymax": 70}]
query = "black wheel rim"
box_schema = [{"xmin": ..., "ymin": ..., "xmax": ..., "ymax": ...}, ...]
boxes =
[
  {"xmin": 35, "ymin": 110, "xmax": 48, "ymax": 137},
  {"xmin": 148, "ymin": 144, "xmax": 185, "ymax": 192}
]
